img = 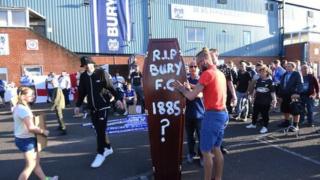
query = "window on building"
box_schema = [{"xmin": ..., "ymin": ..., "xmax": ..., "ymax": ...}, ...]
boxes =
[
  {"xmin": 186, "ymin": 27, "xmax": 205, "ymax": 43},
  {"xmin": 11, "ymin": 10, "xmax": 27, "ymax": 27},
  {"xmin": 0, "ymin": 11, "xmax": 8, "ymax": 26},
  {"xmin": 0, "ymin": 8, "xmax": 46, "ymax": 36},
  {"xmin": 0, "ymin": 67, "xmax": 8, "ymax": 81},
  {"xmin": 243, "ymin": 31, "xmax": 251, "ymax": 46},
  {"xmin": 23, "ymin": 65, "xmax": 43, "ymax": 76},
  {"xmin": 0, "ymin": 9, "xmax": 27, "ymax": 27}
]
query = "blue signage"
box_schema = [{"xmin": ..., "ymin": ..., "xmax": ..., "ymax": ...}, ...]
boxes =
[
  {"xmin": 91, "ymin": 0, "xmax": 131, "ymax": 53},
  {"xmin": 82, "ymin": 114, "xmax": 148, "ymax": 134},
  {"xmin": 107, "ymin": 114, "xmax": 148, "ymax": 134}
]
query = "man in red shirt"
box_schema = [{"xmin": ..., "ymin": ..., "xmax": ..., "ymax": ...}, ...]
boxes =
[{"xmin": 174, "ymin": 48, "xmax": 228, "ymax": 180}]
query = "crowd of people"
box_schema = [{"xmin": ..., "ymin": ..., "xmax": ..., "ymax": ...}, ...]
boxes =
[
  {"xmin": 175, "ymin": 48, "xmax": 319, "ymax": 180},
  {"xmin": 182, "ymin": 56, "xmax": 319, "ymax": 134},
  {"xmin": 4, "ymin": 51, "xmax": 320, "ymax": 180}
]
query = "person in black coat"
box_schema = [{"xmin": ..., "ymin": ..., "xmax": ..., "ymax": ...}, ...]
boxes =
[
  {"xmin": 278, "ymin": 62, "xmax": 303, "ymax": 132},
  {"xmin": 299, "ymin": 64, "xmax": 319, "ymax": 126},
  {"xmin": 74, "ymin": 56, "xmax": 124, "ymax": 168}
]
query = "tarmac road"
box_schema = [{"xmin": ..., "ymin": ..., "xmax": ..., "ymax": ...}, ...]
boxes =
[{"xmin": 0, "ymin": 103, "xmax": 319, "ymax": 180}]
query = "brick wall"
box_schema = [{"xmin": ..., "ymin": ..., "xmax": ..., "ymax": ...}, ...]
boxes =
[
  {"xmin": 0, "ymin": 28, "xmax": 80, "ymax": 85},
  {"xmin": 284, "ymin": 43, "xmax": 304, "ymax": 61},
  {"xmin": 284, "ymin": 42, "xmax": 320, "ymax": 64},
  {"xmin": 92, "ymin": 54, "xmax": 145, "ymax": 67}
]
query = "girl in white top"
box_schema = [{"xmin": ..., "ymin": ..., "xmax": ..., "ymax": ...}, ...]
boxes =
[{"xmin": 13, "ymin": 87, "xmax": 58, "ymax": 180}]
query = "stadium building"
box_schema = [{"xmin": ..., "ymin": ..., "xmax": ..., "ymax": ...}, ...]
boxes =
[{"xmin": 0, "ymin": 0, "xmax": 319, "ymax": 84}]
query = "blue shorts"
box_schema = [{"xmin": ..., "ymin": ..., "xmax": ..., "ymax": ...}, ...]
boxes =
[
  {"xmin": 15, "ymin": 137, "xmax": 37, "ymax": 152},
  {"xmin": 200, "ymin": 111, "xmax": 229, "ymax": 152}
]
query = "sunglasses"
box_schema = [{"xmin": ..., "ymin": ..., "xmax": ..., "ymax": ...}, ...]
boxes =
[{"xmin": 189, "ymin": 66, "xmax": 197, "ymax": 68}]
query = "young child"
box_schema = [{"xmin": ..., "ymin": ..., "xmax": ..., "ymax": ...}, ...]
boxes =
[{"xmin": 13, "ymin": 86, "xmax": 58, "ymax": 180}]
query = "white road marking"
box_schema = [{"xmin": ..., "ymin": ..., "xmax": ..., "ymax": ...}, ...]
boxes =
[
  {"xmin": 226, "ymin": 131, "xmax": 320, "ymax": 166},
  {"xmin": 257, "ymin": 138, "xmax": 320, "ymax": 166}
]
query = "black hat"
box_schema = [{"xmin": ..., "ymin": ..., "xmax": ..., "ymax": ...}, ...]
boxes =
[{"xmin": 80, "ymin": 56, "xmax": 95, "ymax": 67}]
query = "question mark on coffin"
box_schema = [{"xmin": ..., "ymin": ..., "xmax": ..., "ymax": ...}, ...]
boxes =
[{"xmin": 160, "ymin": 119, "xmax": 170, "ymax": 143}]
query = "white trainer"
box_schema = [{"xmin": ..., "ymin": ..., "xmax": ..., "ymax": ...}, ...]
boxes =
[
  {"xmin": 246, "ymin": 124, "xmax": 256, "ymax": 129},
  {"xmin": 91, "ymin": 154, "xmax": 105, "ymax": 168},
  {"xmin": 48, "ymin": 176, "xmax": 59, "ymax": 180},
  {"xmin": 260, "ymin": 127, "xmax": 268, "ymax": 134},
  {"xmin": 103, "ymin": 147, "xmax": 113, "ymax": 157}
]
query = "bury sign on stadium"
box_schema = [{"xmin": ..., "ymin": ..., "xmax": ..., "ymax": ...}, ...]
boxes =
[{"xmin": 91, "ymin": 0, "xmax": 131, "ymax": 53}]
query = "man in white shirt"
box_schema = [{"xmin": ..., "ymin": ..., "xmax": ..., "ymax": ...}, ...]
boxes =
[
  {"xmin": 58, "ymin": 71, "xmax": 71, "ymax": 106},
  {"xmin": 45, "ymin": 72, "xmax": 55, "ymax": 103},
  {"xmin": 112, "ymin": 72, "xmax": 125, "ymax": 90},
  {"xmin": 112, "ymin": 72, "xmax": 126, "ymax": 101}
]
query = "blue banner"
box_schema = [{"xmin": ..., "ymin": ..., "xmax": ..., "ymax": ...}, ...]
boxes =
[
  {"xmin": 91, "ymin": 0, "xmax": 131, "ymax": 53},
  {"xmin": 82, "ymin": 114, "xmax": 148, "ymax": 135},
  {"xmin": 107, "ymin": 114, "xmax": 148, "ymax": 134}
]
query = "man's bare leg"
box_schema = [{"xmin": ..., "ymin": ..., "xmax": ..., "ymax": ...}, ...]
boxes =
[
  {"xmin": 213, "ymin": 147, "xmax": 224, "ymax": 180},
  {"xmin": 202, "ymin": 151, "xmax": 213, "ymax": 180}
]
